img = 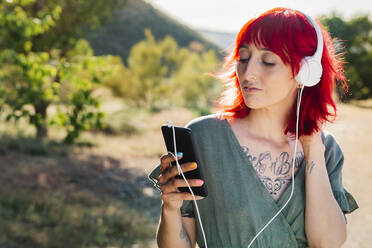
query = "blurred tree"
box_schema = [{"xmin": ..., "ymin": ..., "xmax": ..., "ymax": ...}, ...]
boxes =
[
  {"xmin": 169, "ymin": 49, "xmax": 221, "ymax": 113},
  {"xmin": 105, "ymin": 29, "xmax": 220, "ymax": 113},
  {"xmin": 0, "ymin": 0, "xmax": 125, "ymax": 143},
  {"xmin": 321, "ymin": 13, "xmax": 372, "ymax": 100},
  {"xmin": 30, "ymin": 0, "xmax": 126, "ymax": 55}
]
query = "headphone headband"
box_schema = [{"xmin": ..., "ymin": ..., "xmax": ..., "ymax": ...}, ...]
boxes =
[
  {"xmin": 298, "ymin": 11, "xmax": 323, "ymax": 61},
  {"xmin": 294, "ymin": 10, "xmax": 324, "ymax": 87}
]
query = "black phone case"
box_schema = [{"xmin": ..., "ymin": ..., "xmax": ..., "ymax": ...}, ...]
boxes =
[{"xmin": 161, "ymin": 125, "xmax": 208, "ymax": 197}]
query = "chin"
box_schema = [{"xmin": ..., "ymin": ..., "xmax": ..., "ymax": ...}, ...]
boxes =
[{"xmin": 242, "ymin": 99, "xmax": 265, "ymax": 109}]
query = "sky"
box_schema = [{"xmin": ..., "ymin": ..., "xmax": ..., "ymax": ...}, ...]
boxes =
[{"xmin": 146, "ymin": 0, "xmax": 372, "ymax": 33}]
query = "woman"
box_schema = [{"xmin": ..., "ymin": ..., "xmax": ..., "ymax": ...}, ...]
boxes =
[{"xmin": 148, "ymin": 7, "xmax": 358, "ymax": 248}]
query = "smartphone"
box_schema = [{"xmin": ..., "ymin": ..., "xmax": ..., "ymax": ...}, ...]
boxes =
[{"xmin": 161, "ymin": 124, "xmax": 208, "ymax": 197}]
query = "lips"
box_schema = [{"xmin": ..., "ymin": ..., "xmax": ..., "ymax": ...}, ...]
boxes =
[{"xmin": 243, "ymin": 86, "xmax": 262, "ymax": 92}]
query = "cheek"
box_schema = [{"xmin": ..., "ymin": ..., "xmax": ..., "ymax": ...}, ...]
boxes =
[
  {"xmin": 267, "ymin": 65, "xmax": 289, "ymax": 78},
  {"xmin": 265, "ymin": 66, "xmax": 293, "ymax": 89},
  {"xmin": 262, "ymin": 70, "xmax": 285, "ymax": 93},
  {"xmin": 261, "ymin": 68, "xmax": 295, "ymax": 101}
]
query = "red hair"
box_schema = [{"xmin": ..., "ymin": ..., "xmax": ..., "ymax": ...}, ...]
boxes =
[{"xmin": 215, "ymin": 7, "xmax": 349, "ymax": 137}]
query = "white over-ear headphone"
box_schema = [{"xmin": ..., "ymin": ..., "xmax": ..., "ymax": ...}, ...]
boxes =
[{"xmin": 295, "ymin": 11, "xmax": 324, "ymax": 87}]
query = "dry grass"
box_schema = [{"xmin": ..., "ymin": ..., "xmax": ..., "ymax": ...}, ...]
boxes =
[{"xmin": 78, "ymin": 106, "xmax": 198, "ymax": 174}]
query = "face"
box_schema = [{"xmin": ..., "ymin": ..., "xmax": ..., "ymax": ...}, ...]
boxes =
[{"xmin": 236, "ymin": 43, "xmax": 299, "ymax": 110}]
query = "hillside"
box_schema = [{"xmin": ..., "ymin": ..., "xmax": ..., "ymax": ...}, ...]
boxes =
[{"xmin": 85, "ymin": 0, "xmax": 225, "ymax": 65}]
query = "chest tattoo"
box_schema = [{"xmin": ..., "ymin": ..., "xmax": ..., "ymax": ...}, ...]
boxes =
[{"xmin": 241, "ymin": 145, "xmax": 304, "ymax": 198}]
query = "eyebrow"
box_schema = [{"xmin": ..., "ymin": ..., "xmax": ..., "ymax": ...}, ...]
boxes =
[{"xmin": 239, "ymin": 45, "xmax": 271, "ymax": 52}]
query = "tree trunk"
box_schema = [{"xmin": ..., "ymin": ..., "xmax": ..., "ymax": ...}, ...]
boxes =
[{"xmin": 35, "ymin": 103, "xmax": 48, "ymax": 138}]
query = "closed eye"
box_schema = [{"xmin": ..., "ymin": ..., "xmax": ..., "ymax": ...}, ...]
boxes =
[
  {"xmin": 263, "ymin": 62, "xmax": 275, "ymax": 66},
  {"xmin": 238, "ymin": 58, "xmax": 275, "ymax": 66},
  {"xmin": 239, "ymin": 58, "xmax": 249, "ymax": 64}
]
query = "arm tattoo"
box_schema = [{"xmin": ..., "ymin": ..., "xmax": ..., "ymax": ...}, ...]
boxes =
[
  {"xmin": 180, "ymin": 223, "xmax": 192, "ymax": 247},
  {"xmin": 307, "ymin": 161, "xmax": 316, "ymax": 174}
]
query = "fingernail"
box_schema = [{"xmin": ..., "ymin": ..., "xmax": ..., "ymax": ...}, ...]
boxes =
[
  {"xmin": 190, "ymin": 162, "xmax": 197, "ymax": 169},
  {"xmin": 177, "ymin": 152, "xmax": 183, "ymax": 157},
  {"xmin": 196, "ymin": 179, "xmax": 204, "ymax": 185}
]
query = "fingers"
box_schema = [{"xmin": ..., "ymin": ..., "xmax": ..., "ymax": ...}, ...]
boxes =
[
  {"xmin": 161, "ymin": 192, "xmax": 205, "ymax": 201},
  {"xmin": 160, "ymin": 178, "xmax": 204, "ymax": 194},
  {"xmin": 160, "ymin": 152, "xmax": 183, "ymax": 173},
  {"xmin": 158, "ymin": 161, "xmax": 198, "ymax": 185}
]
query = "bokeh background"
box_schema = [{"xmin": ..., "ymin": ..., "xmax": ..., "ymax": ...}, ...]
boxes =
[{"xmin": 0, "ymin": 0, "xmax": 371, "ymax": 247}]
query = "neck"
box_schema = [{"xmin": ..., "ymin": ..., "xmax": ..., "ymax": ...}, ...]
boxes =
[{"xmin": 243, "ymin": 96, "xmax": 297, "ymax": 145}]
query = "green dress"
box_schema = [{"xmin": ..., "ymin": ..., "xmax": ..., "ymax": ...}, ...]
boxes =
[{"xmin": 148, "ymin": 113, "xmax": 359, "ymax": 248}]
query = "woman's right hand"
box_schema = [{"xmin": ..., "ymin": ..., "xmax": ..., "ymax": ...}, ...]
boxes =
[{"xmin": 158, "ymin": 152, "xmax": 205, "ymax": 211}]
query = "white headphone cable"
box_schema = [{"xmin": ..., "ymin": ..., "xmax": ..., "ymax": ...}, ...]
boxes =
[{"xmin": 166, "ymin": 120, "xmax": 208, "ymax": 248}]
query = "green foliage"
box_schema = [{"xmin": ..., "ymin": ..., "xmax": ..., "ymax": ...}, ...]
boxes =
[
  {"xmin": 321, "ymin": 13, "xmax": 372, "ymax": 100},
  {"xmin": 0, "ymin": 0, "xmax": 124, "ymax": 144},
  {"xmin": 48, "ymin": 40, "xmax": 114, "ymax": 144},
  {"xmin": 0, "ymin": 0, "xmax": 62, "ymax": 53},
  {"xmin": 104, "ymin": 29, "xmax": 221, "ymax": 112},
  {"xmin": 169, "ymin": 49, "xmax": 222, "ymax": 113},
  {"xmin": 15, "ymin": 0, "xmax": 127, "ymax": 54}
]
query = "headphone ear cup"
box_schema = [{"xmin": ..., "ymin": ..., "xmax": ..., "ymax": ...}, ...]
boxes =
[{"xmin": 295, "ymin": 57, "xmax": 323, "ymax": 87}]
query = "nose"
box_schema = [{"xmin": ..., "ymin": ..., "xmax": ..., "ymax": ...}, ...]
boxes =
[
  {"xmin": 237, "ymin": 58, "xmax": 259, "ymax": 83},
  {"xmin": 245, "ymin": 73, "xmax": 257, "ymax": 82}
]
